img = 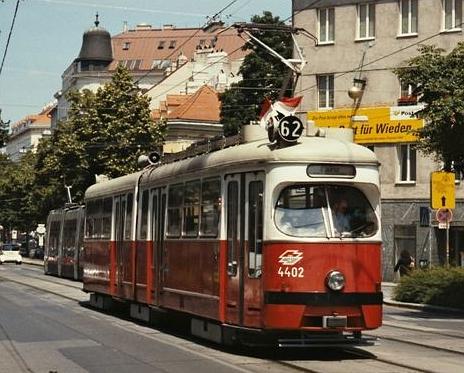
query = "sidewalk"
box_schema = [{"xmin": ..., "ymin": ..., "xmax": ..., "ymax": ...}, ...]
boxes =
[{"xmin": 382, "ymin": 281, "xmax": 464, "ymax": 315}]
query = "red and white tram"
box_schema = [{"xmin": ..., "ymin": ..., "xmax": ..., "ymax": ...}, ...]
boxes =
[
  {"xmin": 83, "ymin": 129, "xmax": 382, "ymax": 346},
  {"xmin": 44, "ymin": 204, "xmax": 85, "ymax": 280}
]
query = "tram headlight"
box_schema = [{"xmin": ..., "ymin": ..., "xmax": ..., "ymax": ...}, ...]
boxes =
[{"xmin": 326, "ymin": 270, "xmax": 345, "ymax": 291}]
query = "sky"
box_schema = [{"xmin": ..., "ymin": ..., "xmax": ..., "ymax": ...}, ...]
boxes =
[{"xmin": 0, "ymin": 0, "xmax": 290, "ymax": 124}]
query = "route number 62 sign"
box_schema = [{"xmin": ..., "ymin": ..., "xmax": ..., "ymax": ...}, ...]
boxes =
[{"xmin": 277, "ymin": 115, "xmax": 304, "ymax": 143}]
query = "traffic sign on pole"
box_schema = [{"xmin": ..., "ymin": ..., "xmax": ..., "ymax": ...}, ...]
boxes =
[
  {"xmin": 436, "ymin": 208, "xmax": 453, "ymax": 223},
  {"xmin": 431, "ymin": 171, "xmax": 455, "ymax": 209}
]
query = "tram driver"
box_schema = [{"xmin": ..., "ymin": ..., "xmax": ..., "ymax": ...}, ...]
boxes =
[{"xmin": 331, "ymin": 196, "xmax": 352, "ymax": 234}]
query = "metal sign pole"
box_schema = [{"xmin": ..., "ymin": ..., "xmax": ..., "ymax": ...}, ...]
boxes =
[
  {"xmin": 429, "ymin": 207, "xmax": 433, "ymax": 268},
  {"xmin": 446, "ymin": 223, "xmax": 450, "ymax": 267}
]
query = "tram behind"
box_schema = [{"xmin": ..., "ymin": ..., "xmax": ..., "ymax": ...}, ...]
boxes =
[
  {"xmin": 83, "ymin": 130, "xmax": 382, "ymax": 347},
  {"xmin": 44, "ymin": 205, "xmax": 85, "ymax": 280}
]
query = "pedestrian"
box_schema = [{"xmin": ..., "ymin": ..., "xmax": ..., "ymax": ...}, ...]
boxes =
[{"xmin": 394, "ymin": 250, "xmax": 415, "ymax": 277}]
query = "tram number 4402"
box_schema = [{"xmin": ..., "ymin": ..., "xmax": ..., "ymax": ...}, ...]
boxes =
[{"xmin": 277, "ymin": 266, "xmax": 304, "ymax": 278}]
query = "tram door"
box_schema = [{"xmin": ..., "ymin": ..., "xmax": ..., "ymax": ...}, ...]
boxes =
[
  {"xmin": 151, "ymin": 187, "xmax": 166, "ymax": 305},
  {"xmin": 225, "ymin": 172, "xmax": 264, "ymax": 326},
  {"xmin": 114, "ymin": 194, "xmax": 128, "ymax": 295}
]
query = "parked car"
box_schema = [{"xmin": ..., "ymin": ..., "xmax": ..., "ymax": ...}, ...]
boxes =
[
  {"xmin": 19, "ymin": 242, "xmax": 29, "ymax": 257},
  {"xmin": 0, "ymin": 243, "xmax": 22, "ymax": 264},
  {"xmin": 29, "ymin": 246, "xmax": 44, "ymax": 259},
  {"xmin": 34, "ymin": 247, "xmax": 44, "ymax": 259}
]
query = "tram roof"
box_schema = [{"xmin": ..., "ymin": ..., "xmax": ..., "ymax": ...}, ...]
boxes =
[
  {"xmin": 86, "ymin": 171, "xmax": 142, "ymax": 199},
  {"xmin": 86, "ymin": 136, "xmax": 378, "ymax": 199}
]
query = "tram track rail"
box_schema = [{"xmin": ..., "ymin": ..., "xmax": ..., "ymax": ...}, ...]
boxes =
[
  {"xmin": 267, "ymin": 346, "xmax": 441, "ymax": 373},
  {"xmin": 0, "ymin": 320, "xmax": 34, "ymax": 373},
  {"xmin": 364, "ymin": 322, "xmax": 464, "ymax": 356},
  {"xmin": 381, "ymin": 320, "xmax": 464, "ymax": 339},
  {"xmin": 270, "ymin": 343, "xmax": 459, "ymax": 373},
  {"xmin": 18, "ymin": 264, "xmax": 82, "ymax": 289},
  {"xmin": 2, "ymin": 264, "xmax": 464, "ymax": 373}
]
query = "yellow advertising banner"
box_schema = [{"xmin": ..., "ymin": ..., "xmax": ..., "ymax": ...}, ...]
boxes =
[{"xmin": 307, "ymin": 105, "xmax": 424, "ymax": 144}]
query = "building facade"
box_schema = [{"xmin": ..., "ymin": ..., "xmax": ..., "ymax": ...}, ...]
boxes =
[
  {"xmin": 293, "ymin": 0, "xmax": 464, "ymax": 280},
  {"xmin": 53, "ymin": 18, "xmax": 246, "ymax": 152},
  {"xmin": 5, "ymin": 104, "xmax": 53, "ymax": 162}
]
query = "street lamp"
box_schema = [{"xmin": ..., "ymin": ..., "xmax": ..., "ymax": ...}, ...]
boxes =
[{"xmin": 348, "ymin": 78, "xmax": 366, "ymax": 101}]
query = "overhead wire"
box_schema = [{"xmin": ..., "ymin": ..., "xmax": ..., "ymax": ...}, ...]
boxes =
[
  {"xmin": 0, "ymin": 0, "xmax": 21, "ymax": 80},
  {"xmin": 283, "ymin": 0, "xmax": 324, "ymax": 23}
]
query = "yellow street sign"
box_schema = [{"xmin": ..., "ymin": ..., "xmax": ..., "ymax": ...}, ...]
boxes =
[{"xmin": 431, "ymin": 171, "xmax": 455, "ymax": 209}]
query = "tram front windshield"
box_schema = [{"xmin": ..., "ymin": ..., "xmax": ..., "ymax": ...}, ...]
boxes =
[{"xmin": 275, "ymin": 185, "xmax": 378, "ymax": 238}]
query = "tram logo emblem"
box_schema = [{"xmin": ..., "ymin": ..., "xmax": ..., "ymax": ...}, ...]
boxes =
[{"xmin": 278, "ymin": 250, "xmax": 303, "ymax": 266}]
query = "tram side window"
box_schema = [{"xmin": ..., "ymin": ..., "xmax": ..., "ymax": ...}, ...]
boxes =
[
  {"xmin": 227, "ymin": 181, "xmax": 239, "ymax": 276},
  {"xmin": 248, "ymin": 181, "xmax": 263, "ymax": 278},
  {"xmin": 49, "ymin": 220, "xmax": 61, "ymax": 256},
  {"xmin": 183, "ymin": 180, "xmax": 200, "ymax": 237},
  {"xmin": 63, "ymin": 219, "xmax": 77, "ymax": 258},
  {"xmin": 85, "ymin": 199, "xmax": 103, "ymax": 239},
  {"xmin": 139, "ymin": 190, "xmax": 149, "ymax": 239},
  {"xmin": 102, "ymin": 197, "xmax": 112, "ymax": 239},
  {"xmin": 200, "ymin": 178, "xmax": 221, "ymax": 237},
  {"xmin": 124, "ymin": 193, "xmax": 133, "ymax": 240},
  {"xmin": 85, "ymin": 200, "xmax": 94, "ymax": 238},
  {"xmin": 167, "ymin": 184, "xmax": 183, "ymax": 237},
  {"xmin": 85, "ymin": 198, "xmax": 111, "ymax": 239}
]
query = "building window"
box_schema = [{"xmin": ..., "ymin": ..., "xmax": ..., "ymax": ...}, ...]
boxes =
[
  {"xmin": 169, "ymin": 40, "xmax": 176, "ymax": 49},
  {"xmin": 133, "ymin": 60, "xmax": 142, "ymax": 70},
  {"xmin": 398, "ymin": 80, "xmax": 417, "ymax": 105},
  {"xmin": 357, "ymin": 3, "xmax": 375, "ymax": 39},
  {"xmin": 151, "ymin": 59, "xmax": 171, "ymax": 69},
  {"xmin": 399, "ymin": 0, "xmax": 418, "ymax": 35},
  {"xmin": 318, "ymin": 8, "xmax": 335, "ymax": 43},
  {"xmin": 317, "ymin": 74, "xmax": 334, "ymax": 109},
  {"xmin": 443, "ymin": 0, "xmax": 462, "ymax": 30},
  {"xmin": 158, "ymin": 40, "xmax": 165, "ymax": 49},
  {"xmin": 397, "ymin": 144, "xmax": 416, "ymax": 182},
  {"xmin": 122, "ymin": 42, "xmax": 131, "ymax": 50}
]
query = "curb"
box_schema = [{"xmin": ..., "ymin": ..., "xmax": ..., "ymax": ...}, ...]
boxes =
[
  {"xmin": 384, "ymin": 299, "xmax": 464, "ymax": 316},
  {"xmin": 22, "ymin": 259, "xmax": 44, "ymax": 267}
]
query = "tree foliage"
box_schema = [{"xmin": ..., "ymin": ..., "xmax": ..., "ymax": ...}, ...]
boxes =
[
  {"xmin": 220, "ymin": 11, "xmax": 292, "ymax": 136},
  {"xmin": 395, "ymin": 43, "xmax": 464, "ymax": 171},
  {"xmin": 33, "ymin": 65, "xmax": 165, "ymax": 219},
  {"xmin": 0, "ymin": 152, "xmax": 38, "ymax": 231},
  {"xmin": 0, "ymin": 110, "xmax": 9, "ymax": 148}
]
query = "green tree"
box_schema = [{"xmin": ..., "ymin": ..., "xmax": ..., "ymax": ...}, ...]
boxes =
[
  {"xmin": 220, "ymin": 11, "xmax": 292, "ymax": 136},
  {"xmin": 34, "ymin": 65, "xmax": 165, "ymax": 218},
  {"xmin": 0, "ymin": 152, "xmax": 38, "ymax": 232},
  {"xmin": 395, "ymin": 43, "xmax": 464, "ymax": 172},
  {"xmin": 0, "ymin": 109, "xmax": 10, "ymax": 148}
]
